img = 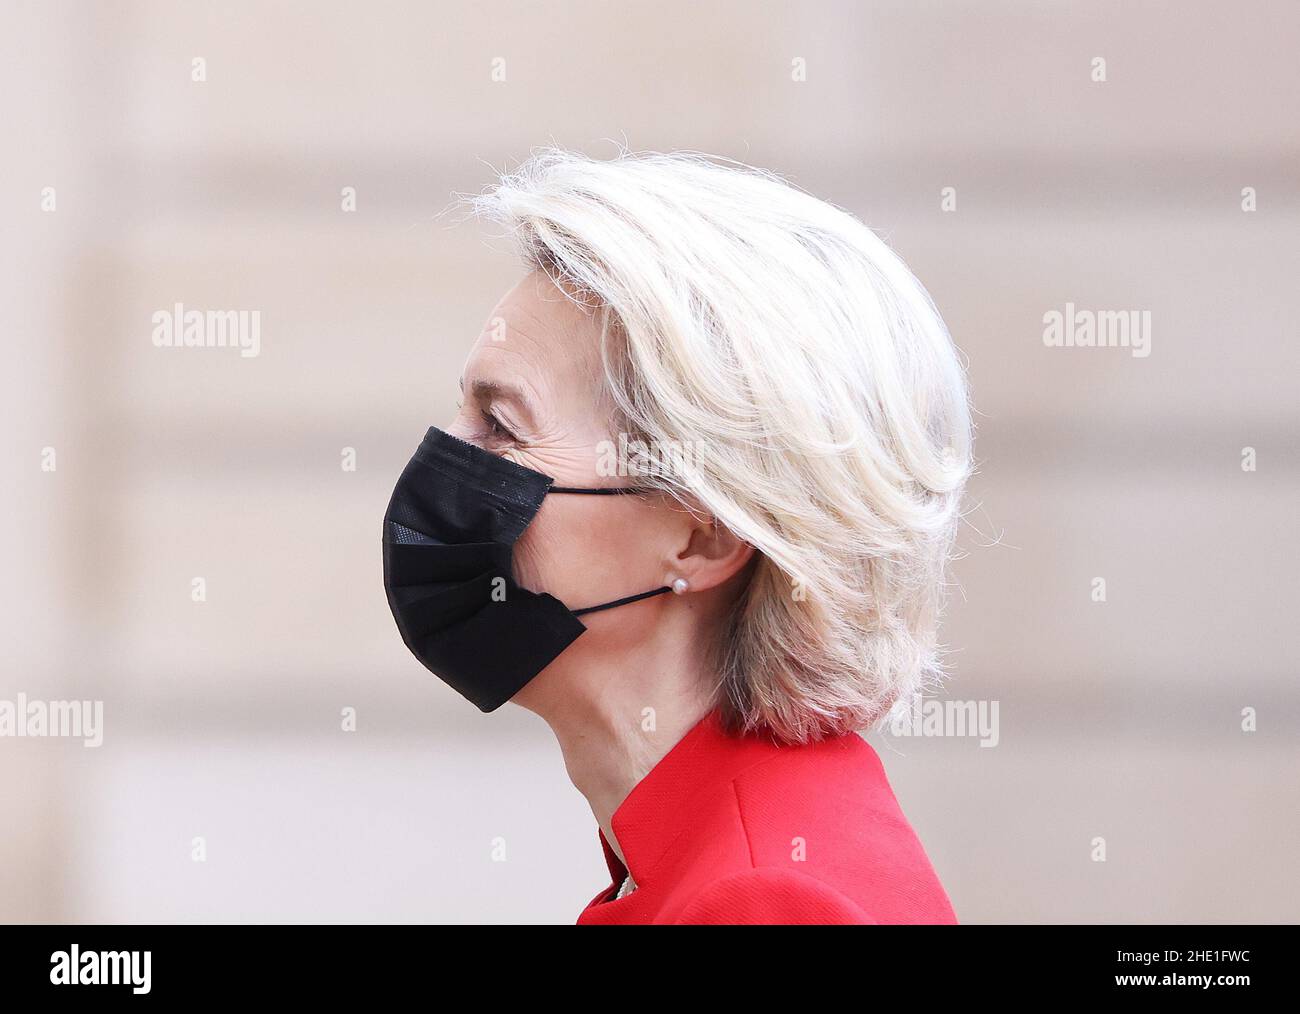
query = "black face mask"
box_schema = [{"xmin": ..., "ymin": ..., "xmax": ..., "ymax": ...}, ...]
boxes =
[{"xmin": 382, "ymin": 426, "xmax": 671, "ymax": 712}]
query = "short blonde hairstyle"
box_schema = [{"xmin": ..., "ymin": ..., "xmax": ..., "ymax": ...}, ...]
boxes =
[{"xmin": 471, "ymin": 147, "xmax": 972, "ymax": 744}]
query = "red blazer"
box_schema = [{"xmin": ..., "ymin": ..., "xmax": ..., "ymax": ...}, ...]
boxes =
[{"xmin": 576, "ymin": 708, "xmax": 957, "ymax": 925}]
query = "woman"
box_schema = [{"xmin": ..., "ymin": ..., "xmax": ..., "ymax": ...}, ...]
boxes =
[{"xmin": 382, "ymin": 148, "xmax": 971, "ymax": 924}]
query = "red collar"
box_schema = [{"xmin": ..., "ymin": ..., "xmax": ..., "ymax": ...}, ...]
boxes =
[{"xmin": 595, "ymin": 707, "xmax": 785, "ymax": 888}]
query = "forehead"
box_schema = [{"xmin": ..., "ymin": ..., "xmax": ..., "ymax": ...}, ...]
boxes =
[{"xmin": 462, "ymin": 270, "xmax": 606, "ymax": 403}]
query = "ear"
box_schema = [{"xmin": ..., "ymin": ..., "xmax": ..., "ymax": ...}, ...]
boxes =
[{"xmin": 669, "ymin": 511, "xmax": 756, "ymax": 593}]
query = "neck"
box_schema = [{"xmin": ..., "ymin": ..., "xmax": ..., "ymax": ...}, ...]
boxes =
[
  {"xmin": 557, "ymin": 697, "xmax": 712, "ymax": 865},
  {"xmin": 515, "ymin": 573, "xmax": 744, "ymax": 872},
  {"xmin": 523, "ymin": 636, "xmax": 715, "ymax": 871}
]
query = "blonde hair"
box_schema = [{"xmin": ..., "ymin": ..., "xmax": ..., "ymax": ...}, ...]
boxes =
[{"xmin": 470, "ymin": 147, "xmax": 972, "ymax": 744}]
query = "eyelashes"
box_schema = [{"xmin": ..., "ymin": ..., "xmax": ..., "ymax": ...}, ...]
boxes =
[
  {"xmin": 456, "ymin": 400, "xmax": 517, "ymax": 443},
  {"xmin": 481, "ymin": 409, "xmax": 516, "ymax": 441}
]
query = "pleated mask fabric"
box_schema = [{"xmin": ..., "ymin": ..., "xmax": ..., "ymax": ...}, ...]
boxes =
[{"xmin": 382, "ymin": 426, "xmax": 671, "ymax": 712}]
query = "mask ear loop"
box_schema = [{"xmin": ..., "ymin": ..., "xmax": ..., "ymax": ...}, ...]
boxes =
[
  {"xmin": 546, "ymin": 483, "xmax": 672, "ymax": 615},
  {"xmin": 572, "ymin": 585, "xmax": 673, "ymax": 616},
  {"xmin": 547, "ymin": 485, "xmax": 655, "ymax": 495}
]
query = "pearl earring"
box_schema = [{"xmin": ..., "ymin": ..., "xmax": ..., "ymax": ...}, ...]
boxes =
[{"xmin": 672, "ymin": 578, "xmax": 690, "ymax": 595}]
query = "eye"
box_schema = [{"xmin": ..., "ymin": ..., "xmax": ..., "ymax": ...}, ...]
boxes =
[{"xmin": 480, "ymin": 408, "xmax": 515, "ymax": 441}]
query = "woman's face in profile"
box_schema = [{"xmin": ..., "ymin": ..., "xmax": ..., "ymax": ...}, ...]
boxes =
[{"xmin": 445, "ymin": 270, "xmax": 685, "ymax": 704}]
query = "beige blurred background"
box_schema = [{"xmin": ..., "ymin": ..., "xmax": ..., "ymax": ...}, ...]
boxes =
[{"xmin": 2, "ymin": 0, "xmax": 1297, "ymax": 923}]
